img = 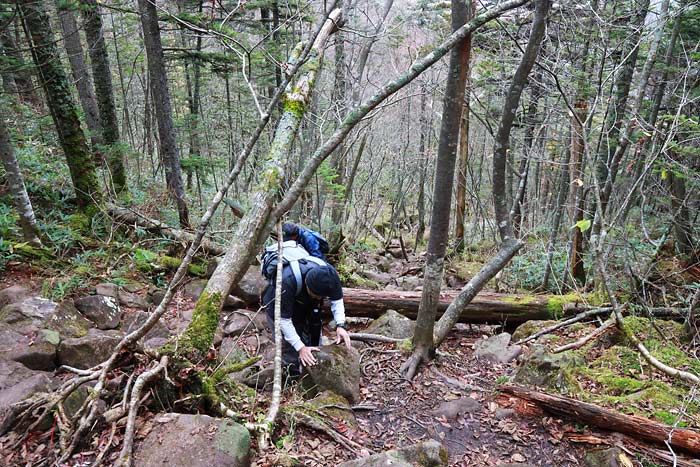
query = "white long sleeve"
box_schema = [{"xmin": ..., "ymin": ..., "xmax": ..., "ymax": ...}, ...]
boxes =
[
  {"xmin": 280, "ymin": 317, "xmax": 304, "ymax": 351},
  {"xmin": 330, "ymin": 299, "xmax": 346, "ymax": 325}
]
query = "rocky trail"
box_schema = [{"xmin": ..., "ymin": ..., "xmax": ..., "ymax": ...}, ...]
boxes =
[{"xmin": 0, "ymin": 259, "xmax": 699, "ymax": 467}]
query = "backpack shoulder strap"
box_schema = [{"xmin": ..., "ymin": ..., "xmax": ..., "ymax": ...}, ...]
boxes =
[{"xmin": 290, "ymin": 260, "xmax": 303, "ymax": 295}]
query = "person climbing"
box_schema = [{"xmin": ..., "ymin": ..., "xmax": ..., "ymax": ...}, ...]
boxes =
[
  {"xmin": 262, "ymin": 246, "xmax": 351, "ymax": 378},
  {"xmin": 282, "ymin": 222, "xmax": 329, "ymax": 261}
]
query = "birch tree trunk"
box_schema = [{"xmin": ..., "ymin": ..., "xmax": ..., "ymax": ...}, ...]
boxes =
[
  {"xmin": 0, "ymin": 105, "xmax": 41, "ymax": 246},
  {"xmin": 433, "ymin": 0, "xmax": 551, "ymax": 348},
  {"xmin": 56, "ymin": 3, "xmax": 103, "ymax": 154},
  {"xmin": 138, "ymin": 0, "xmax": 189, "ymax": 227},
  {"xmin": 19, "ymin": 0, "xmax": 101, "ymax": 212},
  {"xmin": 81, "ymin": 0, "xmax": 128, "ymax": 194},
  {"xmin": 402, "ymin": 0, "xmax": 472, "ymax": 380}
]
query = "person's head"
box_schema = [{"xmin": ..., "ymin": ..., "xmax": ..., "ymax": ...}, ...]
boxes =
[
  {"xmin": 305, "ymin": 266, "xmax": 341, "ymax": 300},
  {"xmin": 282, "ymin": 222, "xmax": 299, "ymax": 241}
]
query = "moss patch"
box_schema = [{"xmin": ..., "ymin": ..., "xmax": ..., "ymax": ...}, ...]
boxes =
[
  {"xmin": 178, "ymin": 291, "xmax": 222, "ymax": 355},
  {"xmin": 546, "ymin": 293, "xmax": 582, "ymax": 319}
]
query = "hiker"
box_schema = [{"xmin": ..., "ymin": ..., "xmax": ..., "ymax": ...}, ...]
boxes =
[
  {"xmin": 282, "ymin": 222, "xmax": 329, "ymax": 261},
  {"xmin": 262, "ymin": 245, "xmax": 351, "ymax": 377}
]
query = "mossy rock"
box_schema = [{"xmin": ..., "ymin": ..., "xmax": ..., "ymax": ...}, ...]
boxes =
[
  {"xmin": 512, "ymin": 345, "xmax": 583, "ymax": 395},
  {"xmin": 304, "ymin": 390, "xmax": 358, "ymax": 429},
  {"xmin": 511, "ymin": 320, "xmax": 558, "ymax": 342}
]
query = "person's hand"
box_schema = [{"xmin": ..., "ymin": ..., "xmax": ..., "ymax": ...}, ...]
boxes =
[
  {"xmin": 299, "ymin": 346, "xmax": 319, "ymax": 366},
  {"xmin": 335, "ymin": 326, "xmax": 352, "ymax": 348}
]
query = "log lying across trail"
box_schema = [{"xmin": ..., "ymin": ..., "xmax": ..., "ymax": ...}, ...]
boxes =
[
  {"xmin": 339, "ymin": 288, "xmax": 585, "ymax": 324},
  {"xmin": 107, "ymin": 203, "xmax": 226, "ymax": 256},
  {"xmin": 500, "ymin": 385, "xmax": 700, "ymax": 456}
]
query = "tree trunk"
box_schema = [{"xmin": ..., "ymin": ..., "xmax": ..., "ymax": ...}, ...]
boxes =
[
  {"xmin": 405, "ymin": 0, "xmax": 472, "ymax": 379},
  {"xmin": 453, "ymin": 0, "xmax": 474, "ymax": 250},
  {"xmin": 433, "ymin": 0, "xmax": 551, "ymax": 348},
  {"xmin": 19, "ymin": 0, "xmax": 101, "ymax": 211},
  {"xmin": 181, "ymin": 11, "xmax": 343, "ymax": 357},
  {"xmin": 415, "ymin": 84, "xmax": 429, "ymax": 248},
  {"xmin": 500, "ymin": 385, "xmax": 700, "ymax": 456},
  {"xmin": 138, "ymin": 0, "xmax": 189, "ymax": 227},
  {"xmin": 338, "ymin": 288, "xmax": 583, "ymax": 324},
  {"xmin": 541, "ymin": 148, "xmax": 570, "ymax": 290},
  {"xmin": 0, "ymin": 23, "xmax": 40, "ymax": 107},
  {"xmin": 55, "ymin": 3, "xmax": 103, "ymax": 154},
  {"xmin": 0, "ymin": 106, "xmax": 41, "ymax": 246},
  {"xmin": 81, "ymin": 0, "xmax": 128, "ymax": 194}
]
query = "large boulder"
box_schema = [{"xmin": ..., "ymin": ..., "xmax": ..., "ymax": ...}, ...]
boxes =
[
  {"xmin": 74, "ymin": 295, "xmax": 121, "ymax": 330},
  {"xmin": 302, "ymin": 345, "xmax": 361, "ymax": 404},
  {"xmin": 474, "ymin": 333, "xmax": 522, "ymax": 364},
  {"xmin": 121, "ymin": 310, "xmax": 171, "ymax": 339},
  {"xmin": 338, "ymin": 440, "xmax": 448, "ymax": 467},
  {"xmin": 512, "ymin": 345, "xmax": 583, "ymax": 394},
  {"xmin": 0, "ymin": 325, "xmax": 59, "ymax": 371},
  {"xmin": 364, "ymin": 310, "xmax": 415, "ymax": 339},
  {"xmin": 94, "ymin": 283, "xmax": 150, "ymax": 310},
  {"xmin": 58, "ymin": 329, "xmax": 122, "ymax": 369},
  {"xmin": 230, "ymin": 266, "xmax": 265, "ymax": 306},
  {"xmin": 133, "ymin": 413, "xmax": 250, "ymax": 467},
  {"xmin": 0, "ymin": 285, "xmax": 32, "ymax": 308},
  {"xmin": 222, "ymin": 310, "xmax": 267, "ymax": 337},
  {"xmin": 0, "ymin": 360, "xmax": 56, "ymax": 434},
  {"xmin": 183, "ymin": 279, "xmax": 208, "ymax": 300}
]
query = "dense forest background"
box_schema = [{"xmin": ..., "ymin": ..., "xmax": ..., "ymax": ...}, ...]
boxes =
[{"xmin": 0, "ymin": 0, "xmax": 699, "ymax": 465}]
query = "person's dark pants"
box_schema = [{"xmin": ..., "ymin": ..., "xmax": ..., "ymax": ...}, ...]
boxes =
[{"xmin": 263, "ymin": 285, "xmax": 322, "ymax": 376}]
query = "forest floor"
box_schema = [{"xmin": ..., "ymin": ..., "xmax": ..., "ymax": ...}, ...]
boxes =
[{"xmin": 1, "ymin": 260, "xmax": 698, "ymax": 466}]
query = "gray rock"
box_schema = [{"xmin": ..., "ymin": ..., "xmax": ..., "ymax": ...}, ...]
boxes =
[
  {"xmin": 0, "ymin": 360, "xmax": 56, "ymax": 434},
  {"xmin": 397, "ymin": 275, "xmax": 422, "ymax": 291},
  {"xmin": 230, "ymin": 266, "xmax": 265, "ymax": 306},
  {"xmin": 585, "ymin": 447, "xmax": 629, "ymax": 467},
  {"xmin": 512, "ymin": 345, "xmax": 583, "ymax": 394},
  {"xmin": 360, "ymin": 269, "xmax": 392, "ymax": 286},
  {"xmin": 338, "ymin": 440, "xmax": 448, "ymax": 467},
  {"xmin": 0, "ymin": 285, "xmax": 32, "ymax": 308},
  {"xmin": 1, "ymin": 297, "xmax": 91, "ymax": 339},
  {"xmin": 222, "ymin": 311, "xmax": 266, "ymax": 337},
  {"xmin": 494, "ymin": 408, "xmax": 516, "ymax": 420},
  {"xmin": 0, "ymin": 325, "xmax": 59, "ymax": 371},
  {"xmin": 474, "ymin": 333, "xmax": 522, "ymax": 363},
  {"xmin": 431, "ymin": 396, "xmax": 481, "ymax": 420},
  {"xmin": 74, "ymin": 295, "xmax": 121, "ymax": 330},
  {"xmin": 58, "ymin": 329, "xmax": 122, "ymax": 369},
  {"xmin": 133, "ymin": 413, "xmax": 250, "ymax": 467},
  {"xmin": 224, "ymin": 295, "xmax": 246, "ymax": 309},
  {"xmin": 95, "ymin": 283, "xmax": 119, "ymax": 298},
  {"xmin": 183, "ymin": 279, "xmax": 208, "ymax": 300},
  {"xmin": 302, "ymin": 345, "xmax": 361, "ymax": 404},
  {"xmin": 121, "ymin": 310, "xmax": 170, "ymax": 339},
  {"xmin": 117, "ymin": 290, "xmax": 150, "ymax": 310},
  {"xmin": 306, "ymin": 390, "xmax": 358, "ymax": 428},
  {"xmin": 365, "ymin": 310, "xmax": 415, "ymax": 339}
]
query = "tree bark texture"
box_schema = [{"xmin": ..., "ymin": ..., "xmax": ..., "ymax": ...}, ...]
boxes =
[
  {"xmin": 0, "ymin": 105, "xmax": 41, "ymax": 246},
  {"xmin": 415, "ymin": 84, "xmax": 429, "ymax": 247},
  {"xmin": 56, "ymin": 3, "xmax": 103, "ymax": 153},
  {"xmin": 19, "ymin": 0, "xmax": 101, "ymax": 211},
  {"xmin": 181, "ymin": 10, "xmax": 343, "ymax": 356},
  {"xmin": 433, "ymin": 0, "xmax": 550, "ymax": 347},
  {"xmin": 411, "ymin": 0, "xmax": 472, "ymax": 372},
  {"xmin": 81, "ymin": 0, "xmax": 128, "ymax": 194},
  {"xmin": 0, "ymin": 23, "xmax": 40, "ymax": 107},
  {"xmin": 138, "ymin": 0, "xmax": 189, "ymax": 227},
  {"xmin": 335, "ymin": 288, "xmax": 584, "ymax": 324},
  {"xmin": 500, "ymin": 385, "xmax": 700, "ymax": 456}
]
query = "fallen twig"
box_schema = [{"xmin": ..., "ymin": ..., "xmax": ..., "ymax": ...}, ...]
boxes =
[
  {"xmin": 553, "ymin": 318, "xmax": 616, "ymax": 353},
  {"xmin": 516, "ymin": 307, "xmax": 613, "ymax": 345}
]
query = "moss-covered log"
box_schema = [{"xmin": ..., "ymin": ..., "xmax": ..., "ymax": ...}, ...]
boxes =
[{"xmin": 336, "ymin": 288, "xmax": 585, "ymax": 324}]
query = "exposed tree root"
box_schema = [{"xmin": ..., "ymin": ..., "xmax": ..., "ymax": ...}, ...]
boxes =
[
  {"xmin": 348, "ymin": 332, "xmax": 404, "ymax": 343},
  {"xmin": 289, "ymin": 410, "xmax": 369, "ymax": 455}
]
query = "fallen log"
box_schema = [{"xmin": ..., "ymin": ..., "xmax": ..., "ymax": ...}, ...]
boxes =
[
  {"xmin": 338, "ymin": 288, "xmax": 586, "ymax": 325},
  {"xmin": 500, "ymin": 384, "xmax": 700, "ymax": 456},
  {"xmin": 107, "ymin": 203, "xmax": 226, "ymax": 256}
]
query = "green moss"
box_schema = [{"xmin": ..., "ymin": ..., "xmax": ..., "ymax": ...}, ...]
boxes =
[
  {"xmin": 546, "ymin": 293, "xmax": 581, "ymax": 319},
  {"xmin": 282, "ymin": 97, "xmax": 306, "ymax": 118},
  {"xmin": 68, "ymin": 213, "xmax": 90, "ymax": 233},
  {"xmin": 179, "ymin": 291, "xmax": 222, "ymax": 355},
  {"xmin": 653, "ymin": 410, "xmax": 687, "ymax": 426},
  {"xmin": 502, "ymin": 295, "xmax": 537, "ymax": 305},
  {"xmin": 396, "ymin": 338, "xmax": 413, "ymax": 354}
]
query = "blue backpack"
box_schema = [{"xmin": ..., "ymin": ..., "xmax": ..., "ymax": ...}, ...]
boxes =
[{"xmin": 308, "ymin": 230, "xmax": 330, "ymax": 255}]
